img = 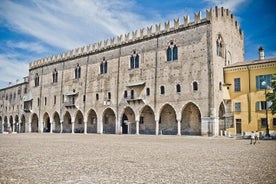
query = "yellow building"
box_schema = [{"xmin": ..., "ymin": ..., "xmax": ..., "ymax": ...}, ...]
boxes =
[{"xmin": 224, "ymin": 51, "xmax": 276, "ymax": 138}]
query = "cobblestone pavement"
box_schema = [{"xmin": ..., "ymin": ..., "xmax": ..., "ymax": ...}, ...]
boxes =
[{"xmin": 0, "ymin": 134, "xmax": 275, "ymax": 184}]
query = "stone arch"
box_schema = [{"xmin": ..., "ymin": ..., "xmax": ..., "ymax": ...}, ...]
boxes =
[
  {"xmin": 20, "ymin": 114, "xmax": 26, "ymax": 133},
  {"xmin": 31, "ymin": 113, "xmax": 39, "ymax": 132},
  {"xmin": 9, "ymin": 116, "xmax": 13, "ymax": 132},
  {"xmin": 121, "ymin": 107, "xmax": 136, "ymax": 134},
  {"xmin": 74, "ymin": 110, "xmax": 84, "ymax": 133},
  {"xmin": 181, "ymin": 102, "xmax": 201, "ymax": 135},
  {"xmin": 52, "ymin": 112, "xmax": 61, "ymax": 133},
  {"xmin": 4, "ymin": 116, "xmax": 8, "ymax": 132},
  {"xmin": 14, "ymin": 115, "xmax": 19, "ymax": 133},
  {"xmin": 139, "ymin": 105, "xmax": 155, "ymax": 135},
  {"xmin": 102, "ymin": 108, "xmax": 116, "ymax": 134},
  {"xmin": 159, "ymin": 104, "xmax": 177, "ymax": 135},
  {"xmin": 87, "ymin": 109, "xmax": 97, "ymax": 133},
  {"xmin": 43, "ymin": 112, "xmax": 51, "ymax": 132},
  {"xmin": 63, "ymin": 111, "xmax": 72, "ymax": 133}
]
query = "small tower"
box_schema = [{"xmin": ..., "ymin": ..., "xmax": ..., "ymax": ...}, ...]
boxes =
[{"xmin": 259, "ymin": 46, "xmax": 265, "ymax": 60}]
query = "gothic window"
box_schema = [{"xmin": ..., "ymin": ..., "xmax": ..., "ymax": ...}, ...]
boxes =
[
  {"xmin": 54, "ymin": 95, "xmax": 56, "ymax": 105},
  {"xmin": 146, "ymin": 88, "xmax": 150, "ymax": 96},
  {"xmin": 35, "ymin": 73, "xmax": 39, "ymax": 87},
  {"xmin": 53, "ymin": 69, "xmax": 58, "ymax": 83},
  {"xmin": 216, "ymin": 35, "xmax": 223, "ymax": 57},
  {"xmin": 167, "ymin": 47, "xmax": 172, "ymax": 61},
  {"xmin": 124, "ymin": 90, "xmax": 128, "ymax": 98},
  {"xmin": 96, "ymin": 93, "xmax": 99, "ymax": 101},
  {"xmin": 160, "ymin": 86, "xmax": 165, "ymax": 94},
  {"xmin": 44, "ymin": 97, "xmax": 47, "ymax": 106},
  {"xmin": 193, "ymin": 81, "xmax": 198, "ymax": 91},
  {"xmin": 167, "ymin": 41, "xmax": 178, "ymax": 61},
  {"xmin": 100, "ymin": 57, "xmax": 108, "ymax": 74},
  {"xmin": 173, "ymin": 45, "xmax": 178, "ymax": 60},
  {"xmin": 108, "ymin": 92, "xmax": 111, "ymax": 100},
  {"xmin": 37, "ymin": 98, "xmax": 40, "ymax": 106},
  {"xmin": 75, "ymin": 64, "xmax": 81, "ymax": 79},
  {"xmin": 176, "ymin": 84, "xmax": 181, "ymax": 93},
  {"xmin": 130, "ymin": 50, "xmax": 139, "ymax": 69}
]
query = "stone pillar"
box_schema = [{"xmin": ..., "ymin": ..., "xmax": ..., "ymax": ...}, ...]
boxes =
[
  {"xmin": 28, "ymin": 121, "xmax": 32, "ymax": 133},
  {"xmin": 12, "ymin": 123, "xmax": 15, "ymax": 133},
  {"xmin": 136, "ymin": 120, "xmax": 139, "ymax": 135},
  {"xmin": 60, "ymin": 122, "xmax": 63, "ymax": 133},
  {"xmin": 97, "ymin": 121, "xmax": 103, "ymax": 134},
  {"xmin": 177, "ymin": 120, "xmax": 181, "ymax": 136},
  {"xmin": 155, "ymin": 120, "xmax": 159, "ymax": 135},
  {"xmin": 1, "ymin": 121, "xmax": 4, "ymax": 133},
  {"xmin": 72, "ymin": 121, "xmax": 75, "ymax": 134},
  {"xmin": 18, "ymin": 122, "xmax": 21, "ymax": 133},
  {"xmin": 50, "ymin": 122, "xmax": 53, "ymax": 133},
  {"xmin": 84, "ymin": 121, "xmax": 87, "ymax": 134}
]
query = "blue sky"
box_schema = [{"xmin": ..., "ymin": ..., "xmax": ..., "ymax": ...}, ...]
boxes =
[{"xmin": 0, "ymin": 0, "xmax": 275, "ymax": 88}]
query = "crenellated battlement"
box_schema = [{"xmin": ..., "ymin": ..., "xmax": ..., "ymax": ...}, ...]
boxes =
[{"xmin": 29, "ymin": 6, "xmax": 243, "ymax": 70}]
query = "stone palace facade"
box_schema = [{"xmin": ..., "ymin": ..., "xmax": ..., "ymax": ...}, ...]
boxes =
[{"xmin": 0, "ymin": 7, "xmax": 244, "ymax": 136}]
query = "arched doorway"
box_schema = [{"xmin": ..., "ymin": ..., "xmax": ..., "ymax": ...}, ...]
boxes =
[
  {"xmin": 181, "ymin": 103, "xmax": 201, "ymax": 135},
  {"xmin": 63, "ymin": 111, "xmax": 72, "ymax": 133},
  {"xmin": 87, "ymin": 109, "xmax": 97, "ymax": 133},
  {"xmin": 15, "ymin": 115, "xmax": 19, "ymax": 133},
  {"xmin": 121, "ymin": 107, "xmax": 135, "ymax": 134},
  {"xmin": 102, "ymin": 108, "xmax": 116, "ymax": 134},
  {"xmin": 74, "ymin": 111, "xmax": 84, "ymax": 133},
  {"xmin": 159, "ymin": 104, "xmax": 177, "ymax": 135},
  {"xmin": 9, "ymin": 116, "xmax": 13, "ymax": 132},
  {"xmin": 53, "ymin": 112, "xmax": 61, "ymax": 133},
  {"xmin": 31, "ymin": 113, "xmax": 39, "ymax": 132},
  {"xmin": 4, "ymin": 116, "xmax": 8, "ymax": 132},
  {"xmin": 43, "ymin": 113, "xmax": 50, "ymax": 132},
  {"xmin": 20, "ymin": 115, "xmax": 26, "ymax": 133},
  {"xmin": 139, "ymin": 105, "xmax": 155, "ymax": 135}
]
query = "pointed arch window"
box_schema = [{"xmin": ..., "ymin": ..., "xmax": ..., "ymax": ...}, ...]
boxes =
[
  {"xmin": 34, "ymin": 73, "xmax": 39, "ymax": 87},
  {"xmin": 130, "ymin": 50, "xmax": 139, "ymax": 69},
  {"xmin": 100, "ymin": 57, "xmax": 108, "ymax": 74},
  {"xmin": 53, "ymin": 69, "xmax": 58, "ymax": 83},
  {"xmin": 167, "ymin": 47, "xmax": 172, "ymax": 61},
  {"xmin": 216, "ymin": 35, "xmax": 223, "ymax": 57},
  {"xmin": 193, "ymin": 81, "xmax": 198, "ymax": 91},
  {"xmin": 146, "ymin": 88, "xmax": 150, "ymax": 96},
  {"xmin": 176, "ymin": 84, "xmax": 181, "ymax": 93},
  {"xmin": 160, "ymin": 86, "xmax": 165, "ymax": 94},
  {"xmin": 167, "ymin": 41, "xmax": 178, "ymax": 61},
  {"xmin": 75, "ymin": 64, "xmax": 81, "ymax": 79}
]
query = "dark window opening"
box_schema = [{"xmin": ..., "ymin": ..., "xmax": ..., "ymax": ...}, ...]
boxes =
[
  {"xmin": 176, "ymin": 84, "xmax": 181, "ymax": 92},
  {"xmin": 75, "ymin": 64, "xmax": 81, "ymax": 79},
  {"xmin": 146, "ymin": 88, "xmax": 150, "ymax": 96},
  {"xmin": 124, "ymin": 90, "xmax": 128, "ymax": 98},
  {"xmin": 160, "ymin": 86, "xmax": 165, "ymax": 94},
  {"xmin": 96, "ymin": 94, "xmax": 99, "ymax": 101},
  {"xmin": 193, "ymin": 82, "xmax": 198, "ymax": 91}
]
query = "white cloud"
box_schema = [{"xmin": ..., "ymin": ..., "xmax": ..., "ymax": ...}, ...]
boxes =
[
  {"xmin": 0, "ymin": 53, "xmax": 29, "ymax": 88},
  {"xmin": 203, "ymin": 0, "xmax": 247, "ymax": 12},
  {"xmin": 0, "ymin": 0, "xmax": 156, "ymax": 51},
  {"xmin": 6, "ymin": 41, "xmax": 48, "ymax": 54}
]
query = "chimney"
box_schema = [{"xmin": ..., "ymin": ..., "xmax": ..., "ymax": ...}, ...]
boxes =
[{"xmin": 259, "ymin": 46, "xmax": 264, "ymax": 60}]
